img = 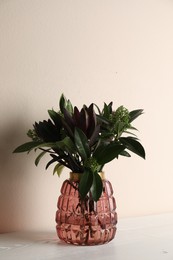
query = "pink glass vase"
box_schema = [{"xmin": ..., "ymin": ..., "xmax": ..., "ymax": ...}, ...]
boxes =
[{"xmin": 55, "ymin": 172, "xmax": 117, "ymax": 246}]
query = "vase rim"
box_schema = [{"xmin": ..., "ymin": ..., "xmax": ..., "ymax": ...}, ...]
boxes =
[{"xmin": 69, "ymin": 171, "xmax": 105, "ymax": 181}]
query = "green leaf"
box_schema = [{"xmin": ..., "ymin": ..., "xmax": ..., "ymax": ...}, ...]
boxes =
[
  {"xmin": 35, "ymin": 151, "xmax": 47, "ymax": 166},
  {"xmin": 94, "ymin": 143, "xmax": 125, "ymax": 165},
  {"xmin": 120, "ymin": 150, "xmax": 131, "ymax": 157},
  {"xmin": 102, "ymin": 102, "xmax": 112, "ymax": 119},
  {"xmin": 66, "ymin": 100, "xmax": 73, "ymax": 114},
  {"xmin": 59, "ymin": 94, "xmax": 66, "ymax": 113},
  {"xmin": 13, "ymin": 141, "xmax": 44, "ymax": 153},
  {"xmin": 123, "ymin": 130, "xmax": 137, "ymax": 137},
  {"xmin": 115, "ymin": 121, "xmax": 126, "ymax": 134},
  {"xmin": 53, "ymin": 163, "xmax": 64, "ymax": 177},
  {"xmin": 45, "ymin": 157, "xmax": 57, "ymax": 169},
  {"xmin": 79, "ymin": 169, "xmax": 93, "ymax": 200},
  {"xmin": 16, "ymin": 138, "xmax": 75, "ymax": 154},
  {"xmin": 128, "ymin": 126, "xmax": 138, "ymax": 131},
  {"xmin": 92, "ymin": 140, "xmax": 107, "ymax": 156},
  {"xmin": 91, "ymin": 172, "xmax": 103, "ymax": 201},
  {"xmin": 61, "ymin": 137, "xmax": 76, "ymax": 153},
  {"xmin": 59, "ymin": 94, "xmax": 73, "ymax": 114},
  {"xmin": 103, "ymin": 102, "xmax": 111, "ymax": 118},
  {"xmin": 129, "ymin": 109, "xmax": 144, "ymax": 123},
  {"xmin": 120, "ymin": 137, "xmax": 145, "ymax": 159},
  {"xmin": 48, "ymin": 109, "xmax": 62, "ymax": 128},
  {"xmin": 51, "ymin": 137, "xmax": 76, "ymax": 154},
  {"xmin": 96, "ymin": 114, "xmax": 110, "ymax": 125},
  {"xmin": 74, "ymin": 128, "xmax": 90, "ymax": 161}
]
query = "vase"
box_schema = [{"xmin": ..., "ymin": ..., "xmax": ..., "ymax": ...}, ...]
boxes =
[{"xmin": 55, "ymin": 172, "xmax": 117, "ymax": 246}]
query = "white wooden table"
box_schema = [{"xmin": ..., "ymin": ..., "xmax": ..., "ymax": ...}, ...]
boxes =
[{"xmin": 0, "ymin": 213, "xmax": 173, "ymax": 260}]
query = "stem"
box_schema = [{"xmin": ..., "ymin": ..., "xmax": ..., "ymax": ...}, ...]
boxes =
[{"xmin": 39, "ymin": 148, "xmax": 56, "ymax": 153}]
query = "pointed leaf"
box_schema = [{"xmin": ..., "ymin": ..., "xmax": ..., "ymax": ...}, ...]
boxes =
[
  {"xmin": 62, "ymin": 136, "xmax": 77, "ymax": 153},
  {"xmin": 59, "ymin": 94, "xmax": 73, "ymax": 114},
  {"xmin": 93, "ymin": 103, "xmax": 101, "ymax": 114},
  {"xmin": 94, "ymin": 143, "xmax": 125, "ymax": 165},
  {"xmin": 73, "ymin": 106, "xmax": 80, "ymax": 124},
  {"xmin": 120, "ymin": 137, "xmax": 145, "ymax": 159},
  {"xmin": 120, "ymin": 150, "xmax": 131, "ymax": 157},
  {"xmin": 89, "ymin": 125, "xmax": 100, "ymax": 147},
  {"xmin": 124, "ymin": 130, "xmax": 137, "ymax": 137},
  {"xmin": 61, "ymin": 117, "xmax": 74, "ymax": 138},
  {"xmin": 63, "ymin": 108, "xmax": 75, "ymax": 129},
  {"xmin": 96, "ymin": 114, "xmax": 110, "ymax": 125},
  {"xmin": 128, "ymin": 126, "xmax": 138, "ymax": 131},
  {"xmin": 53, "ymin": 163, "xmax": 64, "ymax": 177},
  {"xmin": 129, "ymin": 109, "xmax": 144, "ymax": 123},
  {"xmin": 45, "ymin": 158, "xmax": 57, "ymax": 169},
  {"xmin": 102, "ymin": 102, "xmax": 112, "ymax": 118},
  {"xmin": 35, "ymin": 151, "xmax": 47, "ymax": 166},
  {"xmin": 47, "ymin": 137, "xmax": 76, "ymax": 154},
  {"xmin": 91, "ymin": 172, "xmax": 103, "ymax": 201},
  {"xmin": 59, "ymin": 94, "xmax": 67, "ymax": 113},
  {"xmin": 66, "ymin": 99, "xmax": 73, "ymax": 114},
  {"xmin": 13, "ymin": 141, "xmax": 43, "ymax": 153},
  {"xmin": 80, "ymin": 107, "xmax": 88, "ymax": 132},
  {"xmin": 115, "ymin": 121, "xmax": 126, "ymax": 134},
  {"xmin": 93, "ymin": 141, "xmax": 108, "ymax": 157},
  {"xmin": 74, "ymin": 128, "xmax": 90, "ymax": 161},
  {"xmin": 48, "ymin": 109, "xmax": 62, "ymax": 129},
  {"xmin": 79, "ymin": 169, "xmax": 93, "ymax": 200},
  {"xmin": 86, "ymin": 104, "xmax": 97, "ymax": 138}
]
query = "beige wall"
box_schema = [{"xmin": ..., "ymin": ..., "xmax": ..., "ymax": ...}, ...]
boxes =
[{"xmin": 1, "ymin": 0, "xmax": 173, "ymax": 232}]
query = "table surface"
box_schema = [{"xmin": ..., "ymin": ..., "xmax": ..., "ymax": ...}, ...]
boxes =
[{"xmin": 0, "ymin": 213, "xmax": 173, "ymax": 260}]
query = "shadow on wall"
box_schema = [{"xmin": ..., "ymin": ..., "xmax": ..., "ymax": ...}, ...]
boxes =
[{"xmin": 0, "ymin": 117, "xmax": 30, "ymax": 233}]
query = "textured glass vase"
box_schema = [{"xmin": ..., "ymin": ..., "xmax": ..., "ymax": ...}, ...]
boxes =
[{"xmin": 55, "ymin": 172, "xmax": 117, "ymax": 246}]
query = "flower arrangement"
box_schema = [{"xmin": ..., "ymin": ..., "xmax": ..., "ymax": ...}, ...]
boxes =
[{"xmin": 14, "ymin": 94, "xmax": 145, "ymax": 201}]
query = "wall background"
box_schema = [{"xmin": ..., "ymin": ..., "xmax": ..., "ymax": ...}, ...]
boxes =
[{"xmin": 1, "ymin": 0, "xmax": 173, "ymax": 232}]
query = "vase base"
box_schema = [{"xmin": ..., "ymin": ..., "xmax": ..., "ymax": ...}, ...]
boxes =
[{"xmin": 56, "ymin": 223, "xmax": 116, "ymax": 246}]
